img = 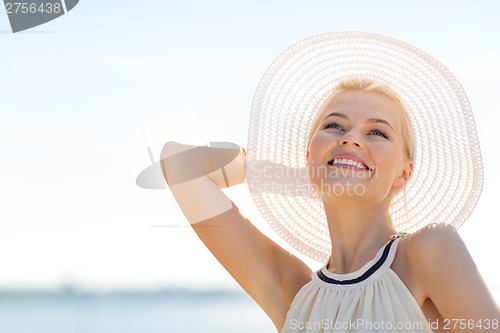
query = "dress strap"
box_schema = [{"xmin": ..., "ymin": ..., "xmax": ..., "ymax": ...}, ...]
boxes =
[
  {"xmin": 380, "ymin": 231, "xmax": 410, "ymax": 270},
  {"xmin": 315, "ymin": 232, "xmax": 410, "ymax": 286}
]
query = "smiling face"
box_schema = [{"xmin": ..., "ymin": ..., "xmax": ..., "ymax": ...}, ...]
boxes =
[{"xmin": 306, "ymin": 90, "xmax": 413, "ymax": 202}]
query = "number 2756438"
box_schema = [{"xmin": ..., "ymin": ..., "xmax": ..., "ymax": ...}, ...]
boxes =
[{"xmin": 5, "ymin": 2, "xmax": 62, "ymax": 14}]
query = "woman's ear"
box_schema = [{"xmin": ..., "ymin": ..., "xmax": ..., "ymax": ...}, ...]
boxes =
[{"xmin": 394, "ymin": 159, "xmax": 414, "ymax": 189}]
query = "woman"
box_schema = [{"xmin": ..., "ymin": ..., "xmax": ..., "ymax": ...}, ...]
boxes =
[{"xmin": 160, "ymin": 32, "xmax": 500, "ymax": 332}]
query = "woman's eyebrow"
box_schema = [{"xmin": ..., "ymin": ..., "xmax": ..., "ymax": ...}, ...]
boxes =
[{"xmin": 325, "ymin": 112, "xmax": 394, "ymax": 132}]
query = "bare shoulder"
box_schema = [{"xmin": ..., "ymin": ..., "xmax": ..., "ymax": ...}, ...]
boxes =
[
  {"xmin": 403, "ymin": 223, "xmax": 500, "ymax": 325},
  {"xmin": 404, "ymin": 223, "xmax": 461, "ymax": 257},
  {"xmin": 390, "ymin": 224, "xmax": 461, "ymax": 306},
  {"xmin": 407, "ymin": 223, "xmax": 469, "ymax": 271},
  {"xmin": 402, "ymin": 223, "xmax": 463, "ymax": 290}
]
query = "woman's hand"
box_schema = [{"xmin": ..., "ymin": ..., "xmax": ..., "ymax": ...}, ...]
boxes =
[{"xmin": 160, "ymin": 141, "xmax": 247, "ymax": 188}]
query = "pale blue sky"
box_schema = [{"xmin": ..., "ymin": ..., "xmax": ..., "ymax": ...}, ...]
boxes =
[{"xmin": 1, "ymin": 1, "xmax": 499, "ymax": 296}]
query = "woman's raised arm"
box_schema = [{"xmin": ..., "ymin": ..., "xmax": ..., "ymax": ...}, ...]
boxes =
[{"xmin": 159, "ymin": 141, "xmax": 311, "ymax": 331}]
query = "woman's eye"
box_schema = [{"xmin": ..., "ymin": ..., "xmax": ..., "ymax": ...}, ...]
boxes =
[
  {"xmin": 323, "ymin": 122, "xmax": 342, "ymax": 130},
  {"xmin": 370, "ymin": 129, "xmax": 388, "ymax": 138}
]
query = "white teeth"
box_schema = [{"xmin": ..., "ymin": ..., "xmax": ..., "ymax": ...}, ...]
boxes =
[{"xmin": 331, "ymin": 158, "xmax": 367, "ymax": 170}]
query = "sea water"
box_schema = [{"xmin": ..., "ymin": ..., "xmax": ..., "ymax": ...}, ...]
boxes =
[{"xmin": 0, "ymin": 289, "xmax": 277, "ymax": 333}]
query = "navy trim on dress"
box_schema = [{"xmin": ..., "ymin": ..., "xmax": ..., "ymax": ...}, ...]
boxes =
[{"xmin": 317, "ymin": 238, "xmax": 395, "ymax": 285}]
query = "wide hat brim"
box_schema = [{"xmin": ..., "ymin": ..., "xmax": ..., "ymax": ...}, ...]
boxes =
[{"xmin": 245, "ymin": 31, "xmax": 484, "ymax": 263}]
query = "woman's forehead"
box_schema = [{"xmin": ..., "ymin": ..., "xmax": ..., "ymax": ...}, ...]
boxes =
[{"xmin": 319, "ymin": 90, "xmax": 398, "ymax": 122}]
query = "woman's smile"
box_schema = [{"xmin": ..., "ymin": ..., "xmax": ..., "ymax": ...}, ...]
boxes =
[{"xmin": 328, "ymin": 162, "xmax": 368, "ymax": 171}]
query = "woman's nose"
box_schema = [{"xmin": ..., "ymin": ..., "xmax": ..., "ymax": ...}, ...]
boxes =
[{"xmin": 339, "ymin": 132, "xmax": 362, "ymax": 147}]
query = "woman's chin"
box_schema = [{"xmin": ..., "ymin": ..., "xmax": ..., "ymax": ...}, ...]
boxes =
[{"xmin": 309, "ymin": 178, "xmax": 370, "ymax": 198}]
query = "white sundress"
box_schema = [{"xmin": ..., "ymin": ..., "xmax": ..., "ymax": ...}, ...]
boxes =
[{"xmin": 280, "ymin": 232, "xmax": 433, "ymax": 332}]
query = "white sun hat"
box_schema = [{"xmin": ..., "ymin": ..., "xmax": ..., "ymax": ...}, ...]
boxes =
[{"xmin": 245, "ymin": 31, "xmax": 484, "ymax": 263}]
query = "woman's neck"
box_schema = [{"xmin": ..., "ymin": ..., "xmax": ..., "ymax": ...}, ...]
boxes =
[{"xmin": 322, "ymin": 196, "xmax": 397, "ymax": 275}]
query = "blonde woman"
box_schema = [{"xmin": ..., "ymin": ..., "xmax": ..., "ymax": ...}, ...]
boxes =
[{"xmin": 160, "ymin": 32, "xmax": 500, "ymax": 332}]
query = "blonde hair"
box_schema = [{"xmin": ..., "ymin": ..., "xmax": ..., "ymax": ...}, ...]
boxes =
[{"xmin": 307, "ymin": 77, "xmax": 415, "ymax": 227}]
